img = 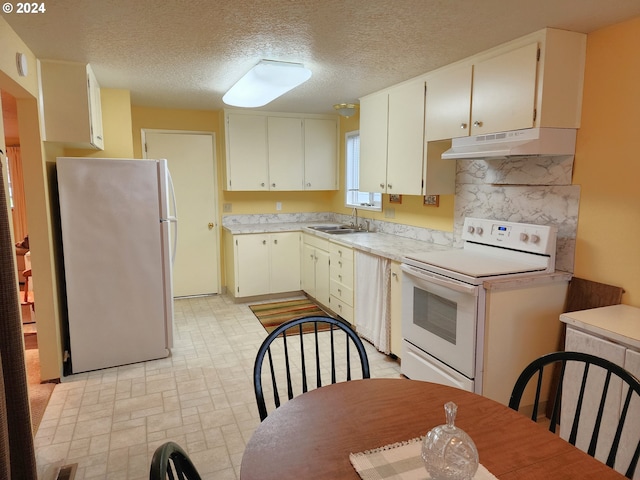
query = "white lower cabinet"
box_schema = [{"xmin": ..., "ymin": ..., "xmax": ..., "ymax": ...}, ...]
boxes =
[
  {"xmin": 389, "ymin": 261, "xmax": 402, "ymax": 357},
  {"xmin": 329, "ymin": 242, "xmax": 354, "ymax": 324},
  {"xmin": 562, "ymin": 308, "xmax": 640, "ymax": 480},
  {"xmin": 228, "ymin": 232, "xmax": 301, "ymax": 298},
  {"xmin": 301, "ymin": 234, "xmax": 330, "ymax": 307}
]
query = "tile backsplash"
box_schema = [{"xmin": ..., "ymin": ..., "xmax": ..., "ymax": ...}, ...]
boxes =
[{"xmin": 455, "ymin": 155, "xmax": 579, "ymax": 272}]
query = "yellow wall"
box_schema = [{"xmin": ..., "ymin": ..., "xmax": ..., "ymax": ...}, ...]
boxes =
[{"xmin": 573, "ymin": 15, "xmax": 640, "ymax": 307}]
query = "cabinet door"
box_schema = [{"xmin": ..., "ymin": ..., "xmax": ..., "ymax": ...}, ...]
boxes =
[
  {"xmin": 301, "ymin": 242, "xmax": 317, "ymax": 297},
  {"xmin": 563, "ymin": 327, "xmax": 626, "ymax": 464},
  {"xmin": 389, "ymin": 261, "xmax": 403, "ymax": 357},
  {"xmin": 315, "ymin": 248, "xmax": 331, "ymax": 307},
  {"xmin": 471, "ymin": 43, "xmax": 539, "ymax": 135},
  {"xmin": 226, "ymin": 114, "xmax": 269, "ymax": 190},
  {"xmin": 359, "ymin": 92, "xmax": 389, "ymax": 193},
  {"xmin": 268, "ymin": 117, "xmax": 304, "ymax": 191},
  {"xmin": 620, "ymin": 349, "xmax": 640, "ymax": 480},
  {"xmin": 235, "ymin": 235, "xmax": 269, "ymax": 297},
  {"xmin": 425, "ymin": 65, "xmax": 472, "ymax": 141},
  {"xmin": 87, "ymin": 66, "xmax": 104, "ymax": 150},
  {"xmin": 304, "ymin": 118, "xmax": 338, "ymax": 190},
  {"xmin": 270, "ymin": 232, "xmax": 301, "ymax": 293},
  {"xmin": 386, "ymin": 80, "xmax": 426, "ymax": 195}
]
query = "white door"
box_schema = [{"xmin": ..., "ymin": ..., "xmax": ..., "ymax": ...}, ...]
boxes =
[{"xmin": 144, "ymin": 131, "xmax": 220, "ymax": 297}]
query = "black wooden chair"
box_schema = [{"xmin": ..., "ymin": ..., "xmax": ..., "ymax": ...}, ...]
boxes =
[
  {"xmin": 149, "ymin": 441, "xmax": 202, "ymax": 480},
  {"xmin": 509, "ymin": 351, "xmax": 640, "ymax": 479},
  {"xmin": 253, "ymin": 315, "xmax": 370, "ymax": 421}
]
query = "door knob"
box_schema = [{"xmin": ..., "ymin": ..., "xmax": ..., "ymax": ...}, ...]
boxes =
[{"xmin": 208, "ymin": 223, "xmax": 214, "ymax": 230}]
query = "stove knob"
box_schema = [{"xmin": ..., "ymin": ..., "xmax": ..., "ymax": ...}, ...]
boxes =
[
  {"xmin": 467, "ymin": 226, "xmax": 475, "ymax": 234},
  {"xmin": 520, "ymin": 233, "xmax": 529, "ymax": 242},
  {"xmin": 476, "ymin": 227, "xmax": 483, "ymax": 235},
  {"xmin": 530, "ymin": 234, "xmax": 540, "ymax": 244}
]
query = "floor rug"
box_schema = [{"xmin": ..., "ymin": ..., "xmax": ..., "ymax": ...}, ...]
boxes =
[{"xmin": 250, "ymin": 298, "xmax": 334, "ymax": 334}]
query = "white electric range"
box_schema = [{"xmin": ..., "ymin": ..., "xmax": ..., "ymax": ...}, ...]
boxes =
[{"xmin": 400, "ymin": 217, "xmax": 570, "ymax": 404}]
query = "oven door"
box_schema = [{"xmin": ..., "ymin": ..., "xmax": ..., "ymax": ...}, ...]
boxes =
[{"xmin": 401, "ymin": 264, "xmax": 480, "ymax": 378}]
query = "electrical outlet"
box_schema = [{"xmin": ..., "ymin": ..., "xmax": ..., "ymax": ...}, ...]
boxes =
[
  {"xmin": 276, "ymin": 202, "xmax": 282, "ymax": 211},
  {"xmin": 223, "ymin": 203, "xmax": 232, "ymax": 213},
  {"xmin": 385, "ymin": 207, "xmax": 395, "ymax": 219}
]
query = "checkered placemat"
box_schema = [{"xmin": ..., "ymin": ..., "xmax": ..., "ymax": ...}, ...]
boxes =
[{"xmin": 349, "ymin": 437, "xmax": 498, "ymax": 480}]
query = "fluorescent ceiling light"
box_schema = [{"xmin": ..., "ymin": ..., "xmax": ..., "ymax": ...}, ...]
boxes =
[{"xmin": 223, "ymin": 60, "xmax": 312, "ymax": 108}]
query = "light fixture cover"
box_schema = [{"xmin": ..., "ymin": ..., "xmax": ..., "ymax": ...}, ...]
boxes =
[
  {"xmin": 223, "ymin": 60, "xmax": 312, "ymax": 108},
  {"xmin": 334, "ymin": 103, "xmax": 358, "ymax": 118}
]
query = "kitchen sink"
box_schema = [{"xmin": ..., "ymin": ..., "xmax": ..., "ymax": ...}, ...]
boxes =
[{"xmin": 308, "ymin": 225, "xmax": 368, "ymax": 234}]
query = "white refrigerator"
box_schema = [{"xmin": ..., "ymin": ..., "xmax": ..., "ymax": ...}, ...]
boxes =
[{"xmin": 57, "ymin": 157, "xmax": 176, "ymax": 373}]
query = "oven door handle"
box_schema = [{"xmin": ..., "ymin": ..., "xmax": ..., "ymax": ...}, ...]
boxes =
[{"xmin": 401, "ymin": 264, "xmax": 479, "ymax": 296}]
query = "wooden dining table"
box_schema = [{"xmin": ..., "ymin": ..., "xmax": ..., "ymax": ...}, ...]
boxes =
[{"xmin": 240, "ymin": 378, "xmax": 627, "ymax": 480}]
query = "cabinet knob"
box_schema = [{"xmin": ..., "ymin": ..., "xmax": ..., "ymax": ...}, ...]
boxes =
[
  {"xmin": 473, "ymin": 121, "xmax": 483, "ymax": 127},
  {"xmin": 272, "ymin": 183, "xmax": 276, "ymax": 187},
  {"xmin": 387, "ymin": 184, "xmax": 392, "ymax": 189},
  {"xmin": 338, "ymin": 274, "xmax": 342, "ymax": 281},
  {"xmin": 208, "ymin": 222, "xmax": 214, "ymax": 230},
  {"xmin": 262, "ymin": 240, "xmax": 267, "ymax": 245},
  {"xmin": 392, "ymin": 272, "xmax": 398, "ymax": 278},
  {"xmin": 261, "ymin": 182, "xmax": 266, "ymax": 187},
  {"xmin": 274, "ymin": 239, "xmax": 278, "ymax": 245},
  {"xmin": 460, "ymin": 123, "xmax": 467, "ymax": 129},
  {"xmin": 306, "ymin": 182, "xmax": 311, "ymax": 187},
  {"xmin": 379, "ymin": 183, "xmax": 385, "ymax": 188}
]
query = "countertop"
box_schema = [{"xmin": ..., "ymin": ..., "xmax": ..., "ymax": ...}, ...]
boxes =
[
  {"xmin": 560, "ymin": 304, "xmax": 640, "ymax": 350},
  {"xmin": 223, "ymin": 222, "xmax": 450, "ymax": 263}
]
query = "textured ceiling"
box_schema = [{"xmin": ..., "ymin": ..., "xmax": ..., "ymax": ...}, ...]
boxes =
[{"xmin": 3, "ymin": 0, "xmax": 640, "ymax": 115}]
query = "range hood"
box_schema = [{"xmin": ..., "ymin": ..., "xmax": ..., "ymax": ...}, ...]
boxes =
[{"xmin": 441, "ymin": 127, "xmax": 577, "ymax": 160}]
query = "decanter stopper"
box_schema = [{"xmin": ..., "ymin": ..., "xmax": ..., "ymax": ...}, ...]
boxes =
[{"xmin": 421, "ymin": 401, "xmax": 479, "ymax": 480}]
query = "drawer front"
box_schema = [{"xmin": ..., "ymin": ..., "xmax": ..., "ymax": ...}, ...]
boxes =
[
  {"xmin": 330, "ymin": 280, "xmax": 354, "ymax": 306},
  {"xmin": 330, "ymin": 297, "xmax": 354, "ymax": 324},
  {"xmin": 330, "ymin": 257, "xmax": 354, "ymax": 287},
  {"xmin": 329, "ymin": 242, "xmax": 354, "ymax": 261},
  {"xmin": 303, "ymin": 233, "xmax": 329, "ymax": 251}
]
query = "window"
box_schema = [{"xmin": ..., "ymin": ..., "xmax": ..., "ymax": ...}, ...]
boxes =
[{"xmin": 345, "ymin": 131, "xmax": 381, "ymax": 210}]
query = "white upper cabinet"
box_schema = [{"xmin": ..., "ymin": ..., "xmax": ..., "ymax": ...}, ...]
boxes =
[
  {"xmin": 386, "ymin": 80, "xmax": 429, "ymax": 195},
  {"xmin": 225, "ymin": 111, "xmax": 338, "ymax": 191},
  {"xmin": 225, "ymin": 113, "xmax": 269, "ymax": 190},
  {"xmin": 425, "ymin": 28, "xmax": 586, "ymax": 141},
  {"xmin": 360, "ymin": 80, "xmax": 455, "ymax": 195},
  {"xmin": 304, "ymin": 118, "xmax": 338, "ymax": 190},
  {"xmin": 359, "ymin": 91, "xmax": 389, "ymax": 193},
  {"xmin": 268, "ymin": 116, "xmax": 304, "ymax": 191},
  {"xmin": 38, "ymin": 60, "xmax": 104, "ymax": 150},
  {"xmin": 470, "ymin": 43, "xmax": 539, "ymax": 135},
  {"xmin": 425, "ymin": 64, "xmax": 473, "ymax": 141}
]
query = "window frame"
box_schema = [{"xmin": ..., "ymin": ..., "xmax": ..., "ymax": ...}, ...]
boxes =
[{"xmin": 344, "ymin": 130, "xmax": 382, "ymax": 211}]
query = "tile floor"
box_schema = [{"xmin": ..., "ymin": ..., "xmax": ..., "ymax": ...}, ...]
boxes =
[{"xmin": 34, "ymin": 294, "xmax": 402, "ymax": 479}]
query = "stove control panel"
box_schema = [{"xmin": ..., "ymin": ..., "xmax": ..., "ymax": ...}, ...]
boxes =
[{"xmin": 462, "ymin": 217, "xmax": 556, "ymax": 255}]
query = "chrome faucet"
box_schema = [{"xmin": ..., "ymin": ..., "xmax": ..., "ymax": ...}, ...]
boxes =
[{"xmin": 351, "ymin": 207, "xmax": 359, "ymax": 230}]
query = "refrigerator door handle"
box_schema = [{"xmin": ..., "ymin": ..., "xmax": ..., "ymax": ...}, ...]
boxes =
[{"xmin": 166, "ymin": 168, "xmax": 178, "ymax": 265}]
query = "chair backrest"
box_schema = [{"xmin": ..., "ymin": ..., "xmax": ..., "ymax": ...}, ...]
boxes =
[
  {"xmin": 149, "ymin": 441, "xmax": 202, "ymax": 480},
  {"xmin": 509, "ymin": 351, "xmax": 640, "ymax": 479},
  {"xmin": 253, "ymin": 315, "xmax": 370, "ymax": 421}
]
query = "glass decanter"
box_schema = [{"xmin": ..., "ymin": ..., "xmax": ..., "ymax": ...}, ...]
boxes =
[{"xmin": 421, "ymin": 401, "xmax": 479, "ymax": 480}]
